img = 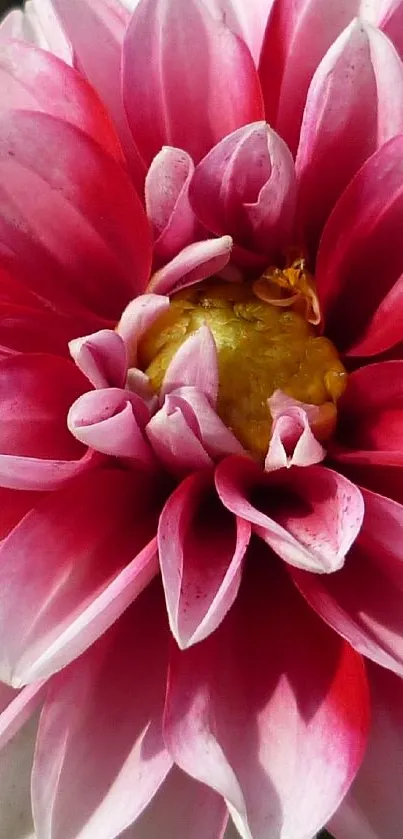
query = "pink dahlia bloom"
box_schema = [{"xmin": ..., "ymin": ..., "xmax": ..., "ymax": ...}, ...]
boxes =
[{"xmin": 1, "ymin": 0, "xmax": 403, "ymax": 837}]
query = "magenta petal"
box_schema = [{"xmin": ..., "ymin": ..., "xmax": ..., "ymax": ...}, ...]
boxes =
[
  {"xmin": 123, "ymin": 0, "xmax": 263, "ymax": 166},
  {"xmin": 216, "ymin": 456, "xmax": 364, "ymax": 573},
  {"xmin": 32, "ymin": 583, "xmax": 172, "ymax": 839},
  {"xmin": 164, "ymin": 553, "xmax": 369, "ymax": 839},
  {"xmin": 158, "ymin": 470, "xmax": 250, "ymax": 647},
  {"xmin": 292, "ymin": 487, "xmax": 403, "ymax": 675},
  {"xmin": 117, "ymin": 293, "xmax": 170, "ymax": 366},
  {"xmin": 148, "ymin": 237, "xmax": 233, "ymax": 296},
  {"xmin": 379, "ymin": 0, "xmax": 403, "ymax": 59},
  {"xmin": 145, "ymin": 147, "xmax": 199, "ymax": 266},
  {"xmin": 265, "ymin": 391, "xmax": 325, "ymax": 470},
  {"xmin": 161, "ymin": 325, "xmax": 219, "ymax": 404},
  {"xmin": 69, "ymin": 329, "xmax": 127, "ymax": 389},
  {"xmin": 316, "ymin": 135, "xmax": 403, "ymax": 352},
  {"xmin": 0, "ymin": 40, "xmax": 124, "ymax": 162},
  {"xmin": 296, "ymin": 19, "xmax": 403, "ymax": 253},
  {"xmin": 0, "ymin": 110, "xmax": 152, "ymax": 320},
  {"xmin": 347, "ymin": 272, "xmax": 403, "ymax": 356},
  {"xmin": 0, "ymin": 467, "xmax": 159, "ymax": 685}
]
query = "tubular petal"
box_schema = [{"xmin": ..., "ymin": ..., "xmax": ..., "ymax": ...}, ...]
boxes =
[
  {"xmin": 122, "ymin": 0, "xmax": 264, "ymax": 166},
  {"xmin": 216, "ymin": 456, "xmax": 364, "ymax": 573},
  {"xmin": 161, "ymin": 325, "xmax": 219, "ymax": 403},
  {"xmin": 147, "ymin": 237, "xmax": 233, "ymax": 296},
  {"xmin": 158, "ymin": 469, "xmax": 250, "ymax": 647},
  {"xmin": 0, "ymin": 468, "xmax": 159, "ymax": 685},
  {"xmin": 265, "ymin": 393, "xmax": 326, "ymax": 470},
  {"xmin": 296, "ymin": 19, "xmax": 403, "ymax": 254},
  {"xmin": 32, "ymin": 584, "xmax": 172, "ymax": 839},
  {"xmin": 69, "ymin": 330, "xmax": 127, "ymax": 390},
  {"xmin": 164, "ymin": 553, "xmax": 370, "ymax": 839}
]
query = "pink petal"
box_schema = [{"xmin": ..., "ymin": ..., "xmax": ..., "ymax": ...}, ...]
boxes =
[
  {"xmin": 292, "ymin": 487, "xmax": 403, "ymax": 675},
  {"xmin": 1, "ymin": 0, "xmax": 73, "ymax": 63},
  {"xmin": 145, "ymin": 147, "xmax": 200, "ymax": 266},
  {"xmin": 296, "ymin": 20, "xmax": 403, "ymax": 254},
  {"xmin": 147, "ymin": 237, "xmax": 233, "ymax": 296},
  {"xmin": 0, "ymin": 110, "xmax": 152, "ymax": 320},
  {"xmin": 0, "ymin": 467, "xmax": 159, "ymax": 685},
  {"xmin": 378, "ymin": 0, "xmax": 403, "ymax": 59},
  {"xmin": 0, "ymin": 40, "xmax": 124, "ymax": 162},
  {"xmin": 146, "ymin": 397, "xmax": 214, "ymax": 475},
  {"xmin": 0, "ymin": 487, "xmax": 45, "ymax": 541},
  {"xmin": 164, "ymin": 550, "xmax": 369, "ymax": 839},
  {"xmin": 265, "ymin": 391, "xmax": 326, "ymax": 470},
  {"xmin": 189, "ymin": 122, "xmax": 296, "ymax": 261},
  {"xmin": 51, "ymin": 0, "xmax": 145, "ymax": 186},
  {"xmin": 334, "ymin": 361, "xmax": 403, "ymax": 466},
  {"xmin": 0, "ymin": 303, "xmax": 89, "ymax": 360},
  {"xmin": 69, "ymin": 329, "xmax": 127, "ymax": 389},
  {"xmin": 158, "ymin": 470, "xmax": 250, "ymax": 647},
  {"xmin": 259, "ymin": 0, "xmax": 362, "ymax": 154},
  {"xmin": 170, "ymin": 387, "xmax": 245, "ymax": 459},
  {"xmin": 203, "ymin": 0, "xmax": 272, "ymax": 64},
  {"xmin": 347, "ymin": 271, "xmax": 403, "ymax": 356},
  {"xmin": 123, "ymin": 0, "xmax": 263, "ymax": 167},
  {"xmin": 32, "ymin": 583, "xmax": 172, "ymax": 839},
  {"xmin": 161, "ymin": 325, "xmax": 219, "ymax": 404},
  {"xmin": 0, "ymin": 680, "xmax": 46, "ymax": 750},
  {"xmin": 68, "ymin": 387, "xmax": 155, "ymax": 467},
  {"xmin": 128, "ymin": 765, "xmax": 228, "ymax": 839},
  {"xmin": 329, "ymin": 661, "xmax": 403, "ymax": 839},
  {"xmin": 316, "ymin": 135, "xmax": 403, "ymax": 353},
  {"xmin": 216, "ymin": 456, "xmax": 364, "ymax": 573},
  {"xmin": 117, "ymin": 293, "xmax": 170, "ymax": 367}
]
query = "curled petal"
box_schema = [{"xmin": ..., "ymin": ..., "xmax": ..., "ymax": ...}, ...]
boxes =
[
  {"xmin": 147, "ymin": 237, "xmax": 233, "ymax": 296},
  {"xmin": 266, "ymin": 391, "xmax": 326, "ymax": 470},
  {"xmin": 190, "ymin": 122, "xmax": 296, "ymax": 260},
  {"xmin": 296, "ymin": 19, "xmax": 403, "ymax": 252},
  {"xmin": 123, "ymin": 0, "xmax": 264, "ymax": 166},
  {"xmin": 216, "ymin": 456, "xmax": 364, "ymax": 573},
  {"xmin": 117, "ymin": 293, "xmax": 170, "ymax": 367},
  {"xmin": 69, "ymin": 329, "xmax": 127, "ymax": 389},
  {"xmin": 146, "ymin": 147, "xmax": 199, "ymax": 265},
  {"xmin": 158, "ymin": 470, "xmax": 250, "ymax": 648},
  {"xmin": 161, "ymin": 325, "xmax": 219, "ymax": 404}
]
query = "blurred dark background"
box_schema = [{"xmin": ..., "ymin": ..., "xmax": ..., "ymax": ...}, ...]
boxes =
[{"xmin": 0, "ymin": 0, "xmax": 20, "ymax": 16}]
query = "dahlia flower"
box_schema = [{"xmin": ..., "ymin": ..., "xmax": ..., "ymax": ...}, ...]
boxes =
[{"xmin": 1, "ymin": 0, "xmax": 403, "ymax": 837}]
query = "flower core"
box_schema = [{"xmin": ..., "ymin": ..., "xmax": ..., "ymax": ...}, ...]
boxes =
[{"xmin": 139, "ymin": 280, "xmax": 347, "ymax": 457}]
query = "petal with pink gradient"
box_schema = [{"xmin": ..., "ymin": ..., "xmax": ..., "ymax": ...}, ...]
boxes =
[
  {"xmin": 334, "ymin": 361, "xmax": 403, "ymax": 467},
  {"xmin": 0, "ymin": 680, "xmax": 47, "ymax": 751},
  {"xmin": 258, "ymin": 0, "xmax": 361, "ymax": 154},
  {"xmin": 145, "ymin": 147, "xmax": 200, "ymax": 267},
  {"xmin": 265, "ymin": 392, "xmax": 326, "ymax": 470},
  {"xmin": 292, "ymin": 487, "xmax": 403, "ymax": 675},
  {"xmin": 117, "ymin": 294, "xmax": 170, "ymax": 367},
  {"xmin": 147, "ymin": 237, "xmax": 233, "ymax": 296},
  {"xmin": 1, "ymin": 0, "xmax": 72, "ymax": 63},
  {"xmin": 203, "ymin": 0, "xmax": 272, "ymax": 64},
  {"xmin": 123, "ymin": 0, "xmax": 264, "ymax": 166},
  {"xmin": 189, "ymin": 122, "xmax": 296, "ymax": 261},
  {"xmin": 32, "ymin": 582, "xmax": 172, "ymax": 839},
  {"xmin": 378, "ymin": 0, "xmax": 403, "ymax": 59},
  {"xmin": 51, "ymin": 0, "xmax": 145, "ymax": 186},
  {"xmin": 0, "ymin": 111, "xmax": 152, "ymax": 320},
  {"xmin": 0, "ymin": 487, "xmax": 45, "ymax": 540},
  {"xmin": 296, "ymin": 20, "xmax": 403, "ymax": 254},
  {"xmin": 0, "ymin": 712, "xmax": 38, "ymax": 839},
  {"xmin": 0, "ymin": 40, "xmax": 124, "ymax": 162},
  {"xmin": 316, "ymin": 135, "xmax": 403, "ymax": 353},
  {"xmin": 0, "ymin": 467, "xmax": 159, "ymax": 685},
  {"xmin": 161, "ymin": 326, "xmax": 219, "ymax": 403},
  {"xmin": 164, "ymin": 551, "xmax": 369, "ymax": 839},
  {"xmin": 158, "ymin": 469, "xmax": 250, "ymax": 647},
  {"xmin": 329, "ymin": 661, "xmax": 403, "ymax": 839},
  {"xmin": 69, "ymin": 329, "xmax": 127, "ymax": 390}
]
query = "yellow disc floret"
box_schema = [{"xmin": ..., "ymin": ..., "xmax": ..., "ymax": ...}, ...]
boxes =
[{"xmin": 138, "ymin": 280, "xmax": 347, "ymax": 459}]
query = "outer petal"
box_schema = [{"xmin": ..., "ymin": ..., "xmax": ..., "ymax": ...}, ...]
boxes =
[
  {"xmin": 334, "ymin": 361, "xmax": 403, "ymax": 466},
  {"xmin": 51, "ymin": 0, "xmax": 145, "ymax": 186},
  {"xmin": 158, "ymin": 469, "xmax": 250, "ymax": 647},
  {"xmin": 189, "ymin": 122, "xmax": 296, "ymax": 261},
  {"xmin": 1, "ymin": 0, "xmax": 72, "ymax": 64},
  {"xmin": 0, "ymin": 303, "xmax": 87, "ymax": 360},
  {"xmin": 0, "ymin": 712, "xmax": 38, "ymax": 839},
  {"xmin": 32, "ymin": 583, "xmax": 172, "ymax": 839},
  {"xmin": 0, "ymin": 40, "xmax": 123, "ymax": 162},
  {"xmin": 216, "ymin": 456, "xmax": 364, "ymax": 573},
  {"xmin": 329, "ymin": 661, "xmax": 403, "ymax": 839},
  {"xmin": 203, "ymin": 0, "xmax": 273, "ymax": 64},
  {"xmin": 122, "ymin": 0, "xmax": 264, "ymax": 166},
  {"xmin": 164, "ymin": 551, "xmax": 369, "ymax": 839},
  {"xmin": 0, "ymin": 110, "xmax": 152, "ymax": 320},
  {"xmin": 292, "ymin": 487, "xmax": 403, "ymax": 675},
  {"xmin": 148, "ymin": 237, "xmax": 233, "ymax": 295},
  {"xmin": 161, "ymin": 325, "xmax": 219, "ymax": 404},
  {"xmin": 316, "ymin": 135, "xmax": 403, "ymax": 353},
  {"xmin": 0, "ymin": 467, "xmax": 159, "ymax": 685},
  {"xmin": 296, "ymin": 20, "xmax": 403, "ymax": 253},
  {"xmin": 377, "ymin": 0, "xmax": 403, "ymax": 59}
]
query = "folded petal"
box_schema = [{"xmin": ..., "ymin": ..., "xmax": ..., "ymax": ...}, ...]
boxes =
[
  {"xmin": 0, "ymin": 40, "xmax": 123, "ymax": 162},
  {"xmin": 292, "ymin": 487, "xmax": 403, "ymax": 675},
  {"xmin": 0, "ymin": 110, "xmax": 152, "ymax": 320},
  {"xmin": 148, "ymin": 237, "xmax": 233, "ymax": 296},
  {"xmin": 316, "ymin": 135, "xmax": 403, "ymax": 352},
  {"xmin": 161, "ymin": 326, "xmax": 219, "ymax": 404},
  {"xmin": 265, "ymin": 391, "xmax": 326, "ymax": 470},
  {"xmin": 32, "ymin": 582, "xmax": 172, "ymax": 839},
  {"xmin": 296, "ymin": 20, "xmax": 403, "ymax": 253},
  {"xmin": 158, "ymin": 469, "xmax": 250, "ymax": 647},
  {"xmin": 164, "ymin": 551, "xmax": 369, "ymax": 839},
  {"xmin": 69, "ymin": 330, "xmax": 127, "ymax": 389},
  {"xmin": 189, "ymin": 122, "xmax": 296, "ymax": 261},
  {"xmin": 123, "ymin": 0, "xmax": 263, "ymax": 166},
  {"xmin": 216, "ymin": 456, "xmax": 364, "ymax": 573},
  {"xmin": 0, "ymin": 467, "xmax": 159, "ymax": 685}
]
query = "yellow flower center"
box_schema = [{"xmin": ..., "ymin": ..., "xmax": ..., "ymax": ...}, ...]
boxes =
[{"xmin": 139, "ymin": 263, "xmax": 347, "ymax": 459}]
